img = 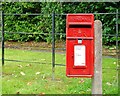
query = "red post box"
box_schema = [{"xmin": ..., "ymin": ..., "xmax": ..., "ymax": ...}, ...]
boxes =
[{"xmin": 66, "ymin": 14, "xmax": 94, "ymax": 78}]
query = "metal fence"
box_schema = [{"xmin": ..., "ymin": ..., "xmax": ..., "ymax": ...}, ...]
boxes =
[{"xmin": 1, "ymin": 10, "xmax": 119, "ymax": 81}]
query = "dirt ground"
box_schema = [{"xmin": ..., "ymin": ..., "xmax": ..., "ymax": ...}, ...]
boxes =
[
  {"xmin": 3, "ymin": 41, "xmax": 117, "ymax": 56},
  {"xmin": 4, "ymin": 41, "xmax": 66, "ymax": 53}
]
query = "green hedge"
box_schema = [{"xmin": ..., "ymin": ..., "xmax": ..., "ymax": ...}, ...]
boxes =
[{"xmin": 2, "ymin": 2, "xmax": 120, "ymax": 45}]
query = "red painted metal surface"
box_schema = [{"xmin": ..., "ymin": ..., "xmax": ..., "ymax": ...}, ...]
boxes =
[{"xmin": 66, "ymin": 14, "xmax": 94, "ymax": 78}]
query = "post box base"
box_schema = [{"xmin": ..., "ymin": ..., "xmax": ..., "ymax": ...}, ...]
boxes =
[{"xmin": 66, "ymin": 74, "xmax": 93, "ymax": 78}]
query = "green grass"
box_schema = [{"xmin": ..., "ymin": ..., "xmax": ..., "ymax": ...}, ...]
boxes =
[{"xmin": 1, "ymin": 48, "xmax": 118, "ymax": 94}]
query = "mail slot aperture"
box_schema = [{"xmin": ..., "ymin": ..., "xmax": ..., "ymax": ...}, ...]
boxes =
[{"xmin": 69, "ymin": 25, "xmax": 91, "ymax": 28}]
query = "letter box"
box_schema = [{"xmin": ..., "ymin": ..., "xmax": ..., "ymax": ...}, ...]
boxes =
[{"xmin": 66, "ymin": 14, "xmax": 94, "ymax": 78}]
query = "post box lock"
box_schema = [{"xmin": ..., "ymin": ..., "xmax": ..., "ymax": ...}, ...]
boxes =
[{"xmin": 66, "ymin": 14, "xmax": 94, "ymax": 78}]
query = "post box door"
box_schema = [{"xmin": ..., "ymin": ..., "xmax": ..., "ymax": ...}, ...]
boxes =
[{"xmin": 66, "ymin": 14, "xmax": 94, "ymax": 77}]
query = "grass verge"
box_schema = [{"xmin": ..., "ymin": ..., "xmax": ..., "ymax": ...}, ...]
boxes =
[{"xmin": 1, "ymin": 48, "xmax": 118, "ymax": 94}]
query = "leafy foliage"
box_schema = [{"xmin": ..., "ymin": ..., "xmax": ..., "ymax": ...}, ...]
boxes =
[{"xmin": 2, "ymin": 2, "xmax": 120, "ymax": 45}]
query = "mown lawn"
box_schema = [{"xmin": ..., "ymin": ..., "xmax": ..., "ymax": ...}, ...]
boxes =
[{"xmin": 1, "ymin": 48, "xmax": 118, "ymax": 94}]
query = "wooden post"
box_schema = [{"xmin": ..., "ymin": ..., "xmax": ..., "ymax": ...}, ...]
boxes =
[{"xmin": 92, "ymin": 20, "xmax": 102, "ymax": 95}]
